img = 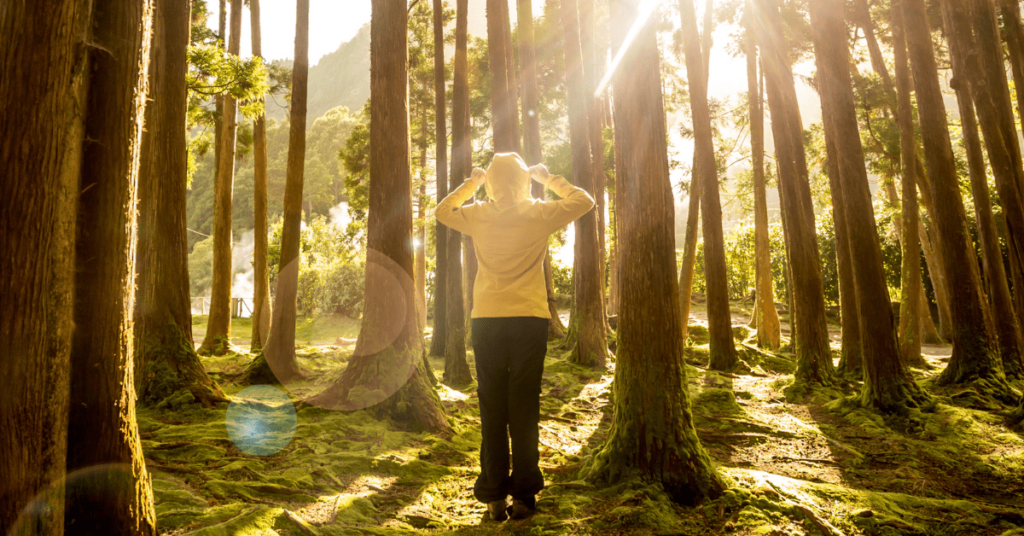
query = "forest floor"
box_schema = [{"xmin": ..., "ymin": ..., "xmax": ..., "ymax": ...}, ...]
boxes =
[{"xmin": 144, "ymin": 302, "xmax": 1024, "ymax": 536}]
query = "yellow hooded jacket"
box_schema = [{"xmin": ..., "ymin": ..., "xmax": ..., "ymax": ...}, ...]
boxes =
[{"xmin": 434, "ymin": 153, "xmax": 595, "ymax": 319}]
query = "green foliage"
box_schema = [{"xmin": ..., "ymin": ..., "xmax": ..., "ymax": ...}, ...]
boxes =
[
  {"xmin": 688, "ymin": 221, "xmax": 792, "ymax": 303},
  {"xmin": 551, "ymin": 258, "xmax": 574, "ymax": 297}
]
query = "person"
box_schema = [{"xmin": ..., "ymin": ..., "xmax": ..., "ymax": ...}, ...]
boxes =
[{"xmin": 435, "ymin": 152, "xmax": 595, "ymax": 521}]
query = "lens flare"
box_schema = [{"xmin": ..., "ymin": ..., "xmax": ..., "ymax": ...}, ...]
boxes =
[{"xmin": 225, "ymin": 385, "xmax": 297, "ymax": 456}]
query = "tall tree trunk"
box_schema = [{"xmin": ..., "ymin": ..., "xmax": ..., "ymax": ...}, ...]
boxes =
[
  {"xmin": 681, "ymin": 0, "xmax": 737, "ymax": 371},
  {"xmin": 918, "ymin": 220, "xmax": 947, "ymax": 342},
  {"xmin": 825, "ymin": 141, "xmax": 863, "ymax": 378},
  {"xmin": 587, "ymin": 0, "xmax": 726, "ymax": 503},
  {"xmin": 581, "ymin": 0, "xmax": 607, "ymax": 293},
  {"xmin": 744, "ymin": 3, "xmax": 781, "ymax": 351},
  {"xmin": 66, "ymin": 0, "xmax": 158, "ymax": 532},
  {"xmin": 136, "ymin": 0, "xmax": 227, "ymax": 407},
  {"xmin": 313, "ymin": 0, "xmax": 452, "ymax": 433},
  {"xmin": 486, "ymin": 0, "xmax": 518, "ymax": 152},
  {"xmin": 0, "ymin": 0, "xmax": 83, "ymax": 531},
  {"xmin": 1000, "ymin": 0, "xmax": 1024, "ymax": 177},
  {"xmin": 941, "ymin": 0, "xmax": 1024, "ymax": 379},
  {"xmin": 751, "ymin": 0, "xmax": 836, "ymax": 385},
  {"xmin": 417, "ymin": 127, "xmax": 428, "ymax": 330},
  {"xmin": 811, "ymin": 0, "xmax": 928, "ymax": 410},
  {"xmin": 250, "ymin": 0, "xmax": 271, "ymax": 352},
  {"xmin": 901, "ymin": 0, "xmax": 1012, "ymax": 398},
  {"xmin": 891, "ymin": 0, "xmax": 924, "ymax": 368},
  {"xmin": 561, "ymin": 0, "xmax": 609, "ymax": 369},
  {"xmin": 256, "ymin": 0, "xmax": 309, "ymax": 384},
  {"xmin": 428, "ymin": 0, "xmax": 449, "ymax": 358},
  {"xmin": 200, "ymin": 0, "xmax": 243, "ymax": 355},
  {"xmin": 678, "ymin": 174, "xmax": 701, "ymax": 343},
  {"xmin": 444, "ymin": 0, "xmax": 473, "ymax": 385},
  {"xmin": 857, "ymin": 0, "xmax": 948, "ymax": 343},
  {"xmin": 518, "ymin": 0, "xmax": 567, "ymax": 337},
  {"xmin": 501, "ymin": 0, "xmax": 521, "ymax": 151}
]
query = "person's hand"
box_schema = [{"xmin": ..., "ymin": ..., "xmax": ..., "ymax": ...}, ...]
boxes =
[
  {"xmin": 529, "ymin": 164, "xmax": 552, "ymax": 185},
  {"xmin": 470, "ymin": 167, "xmax": 487, "ymax": 186}
]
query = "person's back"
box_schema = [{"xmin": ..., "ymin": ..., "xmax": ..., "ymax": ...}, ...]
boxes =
[{"xmin": 435, "ymin": 153, "xmax": 594, "ymax": 522}]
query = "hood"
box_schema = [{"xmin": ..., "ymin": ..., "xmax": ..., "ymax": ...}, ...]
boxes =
[{"xmin": 485, "ymin": 152, "xmax": 532, "ymax": 204}]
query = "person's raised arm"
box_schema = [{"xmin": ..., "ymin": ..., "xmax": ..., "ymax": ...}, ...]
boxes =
[
  {"xmin": 435, "ymin": 167, "xmax": 486, "ymax": 235},
  {"xmin": 530, "ymin": 164, "xmax": 596, "ymax": 235}
]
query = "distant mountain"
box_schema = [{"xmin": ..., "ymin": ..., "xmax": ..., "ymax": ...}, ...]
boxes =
[{"xmin": 266, "ymin": 23, "xmax": 370, "ymax": 122}]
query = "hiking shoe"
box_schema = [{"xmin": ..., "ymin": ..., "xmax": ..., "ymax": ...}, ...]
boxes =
[
  {"xmin": 507, "ymin": 498, "xmax": 535, "ymax": 520},
  {"xmin": 486, "ymin": 499, "xmax": 508, "ymax": 521}
]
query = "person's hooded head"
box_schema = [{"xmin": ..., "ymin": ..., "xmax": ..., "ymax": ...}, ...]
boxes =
[{"xmin": 485, "ymin": 152, "xmax": 532, "ymax": 204}]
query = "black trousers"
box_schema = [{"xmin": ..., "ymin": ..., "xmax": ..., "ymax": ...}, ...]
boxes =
[{"xmin": 471, "ymin": 316, "xmax": 548, "ymax": 507}]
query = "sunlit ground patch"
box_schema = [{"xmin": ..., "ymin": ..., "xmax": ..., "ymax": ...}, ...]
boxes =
[{"xmin": 226, "ymin": 385, "xmax": 297, "ymax": 456}]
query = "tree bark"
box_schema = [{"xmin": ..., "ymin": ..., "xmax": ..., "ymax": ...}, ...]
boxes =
[
  {"xmin": 744, "ymin": 3, "xmax": 782, "ymax": 351},
  {"xmin": 200, "ymin": 0, "xmax": 243, "ymax": 355},
  {"xmin": 66, "ymin": 0, "xmax": 158, "ymax": 531},
  {"xmin": 941, "ymin": 0, "xmax": 1024, "ymax": 379},
  {"xmin": 587, "ymin": 0, "xmax": 726, "ymax": 503},
  {"xmin": 561, "ymin": 0, "xmax": 609, "ymax": 369},
  {"xmin": 518, "ymin": 0, "xmax": 567, "ymax": 338},
  {"xmin": 751, "ymin": 0, "xmax": 836, "ymax": 385},
  {"xmin": 501, "ymin": 0, "xmax": 521, "ymax": 151},
  {"xmin": 826, "ymin": 145, "xmax": 864, "ymax": 378},
  {"xmin": 0, "ymin": 0, "xmax": 83, "ymax": 531},
  {"xmin": 417, "ymin": 125, "xmax": 428, "ymax": 330},
  {"xmin": 681, "ymin": 0, "xmax": 737, "ymax": 371},
  {"xmin": 259, "ymin": 0, "xmax": 308, "ymax": 384},
  {"xmin": 429, "ymin": 0, "xmax": 449, "ymax": 358},
  {"xmin": 891, "ymin": 0, "xmax": 925, "ymax": 368},
  {"xmin": 679, "ymin": 172, "xmax": 702, "ymax": 343},
  {"xmin": 486, "ymin": 0, "xmax": 519, "ymax": 152},
  {"xmin": 444, "ymin": 0, "xmax": 473, "ymax": 385},
  {"xmin": 901, "ymin": 0, "xmax": 1011, "ymax": 398},
  {"xmin": 250, "ymin": 0, "xmax": 272, "ymax": 352},
  {"xmin": 811, "ymin": 0, "xmax": 928, "ymax": 410},
  {"xmin": 136, "ymin": 0, "xmax": 227, "ymax": 407},
  {"xmin": 581, "ymin": 0, "xmax": 607, "ymax": 291},
  {"xmin": 313, "ymin": 0, "xmax": 452, "ymax": 433}
]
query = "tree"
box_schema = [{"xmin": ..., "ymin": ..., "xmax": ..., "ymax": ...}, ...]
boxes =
[
  {"xmin": 250, "ymin": 0, "xmax": 272, "ymax": 352},
  {"xmin": 519, "ymin": 0, "xmax": 568, "ymax": 338},
  {"xmin": 810, "ymin": 0, "xmax": 929, "ymax": 410},
  {"xmin": 561, "ymin": 0, "xmax": 609, "ymax": 369},
  {"xmin": 586, "ymin": 0, "xmax": 726, "ymax": 504},
  {"xmin": 311, "ymin": 0, "xmax": 451, "ymax": 432},
  {"xmin": 135, "ymin": 0, "xmax": 227, "ymax": 407},
  {"xmin": 751, "ymin": 0, "xmax": 836, "ymax": 386},
  {"xmin": 487, "ymin": 0, "xmax": 519, "ymax": 152},
  {"xmin": 940, "ymin": 0, "xmax": 1024, "ymax": 379},
  {"xmin": 890, "ymin": 0, "xmax": 923, "ymax": 368},
  {"xmin": 199, "ymin": 0, "xmax": 244, "ymax": 355},
  {"xmin": 744, "ymin": 12, "xmax": 782, "ymax": 351},
  {"xmin": 445, "ymin": 0, "xmax": 473, "ymax": 386},
  {"xmin": 901, "ymin": 0, "xmax": 1012, "ymax": 399},
  {"xmin": 581, "ymin": 0, "xmax": 607, "ymax": 279},
  {"xmin": 65, "ymin": 0, "xmax": 157, "ymax": 531},
  {"xmin": 681, "ymin": 0, "xmax": 737, "ymax": 371},
  {"xmin": 429, "ymin": 0, "xmax": 450, "ymax": 359},
  {"xmin": 0, "ymin": 0, "xmax": 83, "ymax": 531},
  {"xmin": 260, "ymin": 0, "xmax": 310, "ymax": 384}
]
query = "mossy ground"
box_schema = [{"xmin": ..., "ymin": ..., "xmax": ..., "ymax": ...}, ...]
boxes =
[{"xmin": 147, "ymin": 305, "xmax": 1024, "ymax": 535}]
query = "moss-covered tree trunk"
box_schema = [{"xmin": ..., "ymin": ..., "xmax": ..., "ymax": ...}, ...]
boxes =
[
  {"xmin": 560, "ymin": 0, "xmax": 609, "ymax": 369},
  {"xmin": 250, "ymin": 0, "xmax": 272, "ymax": 353},
  {"xmin": 200, "ymin": 0, "xmax": 243, "ymax": 356},
  {"xmin": 890, "ymin": 0, "xmax": 924, "ymax": 368},
  {"xmin": 66, "ymin": 0, "xmax": 157, "ymax": 531},
  {"xmin": 901, "ymin": 0, "xmax": 1012, "ymax": 400},
  {"xmin": 428, "ymin": 0, "xmax": 449, "ymax": 359},
  {"xmin": 811, "ymin": 0, "xmax": 929, "ymax": 410},
  {"xmin": 0, "ymin": 0, "xmax": 84, "ymax": 530},
  {"xmin": 136, "ymin": 0, "xmax": 227, "ymax": 408},
  {"xmin": 680, "ymin": 0, "xmax": 736, "ymax": 371},
  {"xmin": 940, "ymin": 0, "xmax": 1024, "ymax": 379},
  {"xmin": 744, "ymin": 16, "xmax": 781, "ymax": 351},
  {"xmin": 588, "ymin": 0, "xmax": 726, "ymax": 502},
  {"xmin": 312, "ymin": 0, "xmax": 452, "ymax": 433},
  {"xmin": 752, "ymin": 0, "xmax": 835, "ymax": 386}
]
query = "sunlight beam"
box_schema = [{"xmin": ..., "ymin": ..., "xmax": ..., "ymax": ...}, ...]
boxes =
[{"xmin": 595, "ymin": 0, "xmax": 662, "ymax": 97}]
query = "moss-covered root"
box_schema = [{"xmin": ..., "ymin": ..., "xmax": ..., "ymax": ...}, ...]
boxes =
[
  {"xmin": 939, "ymin": 341, "xmax": 1019, "ymax": 404},
  {"xmin": 137, "ymin": 324, "xmax": 227, "ymax": 408},
  {"xmin": 239, "ymin": 353, "xmax": 280, "ymax": 386},
  {"xmin": 1010, "ymin": 394, "xmax": 1024, "ymax": 425},
  {"xmin": 858, "ymin": 373, "xmax": 934, "ymax": 414},
  {"xmin": 196, "ymin": 334, "xmax": 234, "ymax": 357}
]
